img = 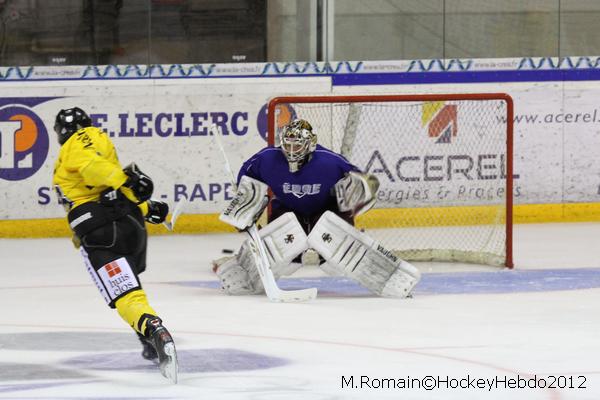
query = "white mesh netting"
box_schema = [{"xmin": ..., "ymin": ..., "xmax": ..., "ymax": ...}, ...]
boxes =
[{"xmin": 270, "ymin": 96, "xmax": 512, "ymax": 267}]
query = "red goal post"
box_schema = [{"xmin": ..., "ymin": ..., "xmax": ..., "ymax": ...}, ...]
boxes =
[{"xmin": 267, "ymin": 94, "xmax": 514, "ymax": 268}]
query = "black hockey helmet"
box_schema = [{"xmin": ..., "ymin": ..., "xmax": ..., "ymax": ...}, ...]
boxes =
[{"xmin": 54, "ymin": 107, "xmax": 92, "ymax": 145}]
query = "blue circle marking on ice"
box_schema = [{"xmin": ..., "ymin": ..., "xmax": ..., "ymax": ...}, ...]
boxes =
[
  {"xmin": 414, "ymin": 267, "xmax": 600, "ymax": 295},
  {"xmin": 181, "ymin": 267, "xmax": 600, "ymax": 296},
  {"xmin": 62, "ymin": 348, "xmax": 289, "ymax": 373}
]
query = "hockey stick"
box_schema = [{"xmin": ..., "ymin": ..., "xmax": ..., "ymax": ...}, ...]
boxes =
[
  {"xmin": 211, "ymin": 123, "xmax": 317, "ymax": 302},
  {"xmin": 163, "ymin": 198, "xmax": 187, "ymax": 231}
]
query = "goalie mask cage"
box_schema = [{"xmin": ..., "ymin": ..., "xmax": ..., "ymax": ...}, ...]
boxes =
[{"xmin": 267, "ymin": 94, "xmax": 513, "ymax": 268}]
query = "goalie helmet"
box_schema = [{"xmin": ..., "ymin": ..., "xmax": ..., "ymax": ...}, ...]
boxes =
[
  {"xmin": 54, "ymin": 107, "xmax": 92, "ymax": 145},
  {"xmin": 279, "ymin": 119, "xmax": 317, "ymax": 172}
]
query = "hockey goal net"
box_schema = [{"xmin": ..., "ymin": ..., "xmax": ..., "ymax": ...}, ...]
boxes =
[{"xmin": 267, "ymin": 94, "xmax": 513, "ymax": 268}]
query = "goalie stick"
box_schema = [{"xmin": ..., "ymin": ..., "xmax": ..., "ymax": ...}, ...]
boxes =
[{"xmin": 211, "ymin": 123, "xmax": 317, "ymax": 303}]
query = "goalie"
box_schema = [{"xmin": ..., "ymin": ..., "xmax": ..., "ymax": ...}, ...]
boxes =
[{"xmin": 214, "ymin": 119, "xmax": 421, "ymax": 298}]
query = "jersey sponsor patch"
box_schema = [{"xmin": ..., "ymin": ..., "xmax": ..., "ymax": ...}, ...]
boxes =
[
  {"xmin": 97, "ymin": 257, "xmax": 140, "ymax": 302},
  {"xmin": 82, "ymin": 253, "xmax": 140, "ymax": 304},
  {"xmin": 282, "ymin": 183, "xmax": 321, "ymax": 198}
]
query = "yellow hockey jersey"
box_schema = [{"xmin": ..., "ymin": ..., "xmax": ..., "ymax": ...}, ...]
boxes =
[{"xmin": 52, "ymin": 126, "xmax": 148, "ymax": 215}]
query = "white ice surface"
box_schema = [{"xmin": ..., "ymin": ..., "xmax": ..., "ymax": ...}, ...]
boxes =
[{"xmin": 0, "ymin": 222, "xmax": 599, "ymax": 399}]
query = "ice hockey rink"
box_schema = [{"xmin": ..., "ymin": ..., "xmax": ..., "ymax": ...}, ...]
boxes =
[{"xmin": 0, "ymin": 222, "xmax": 599, "ymax": 400}]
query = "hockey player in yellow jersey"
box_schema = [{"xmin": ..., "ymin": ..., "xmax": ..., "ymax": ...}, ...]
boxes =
[{"xmin": 52, "ymin": 107, "xmax": 178, "ymax": 383}]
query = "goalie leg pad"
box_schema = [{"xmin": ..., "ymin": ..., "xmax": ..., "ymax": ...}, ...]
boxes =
[
  {"xmin": 307, "ymin": 211, "xmax": 421, "ymax": 298},
  {"xmin": 214, "ymin": 212, "xmax": 309, "ymax": 295},
  {"xmin": 258, "ymin": 212, "xmax": 309, "ymax": 268},
  {"xmin": 380, "ymin": 260, "xmax": 421, "ymax": 298},
  {"xmin": 213, "ymin": 243, "xmax": 263, "ymax": 295}
]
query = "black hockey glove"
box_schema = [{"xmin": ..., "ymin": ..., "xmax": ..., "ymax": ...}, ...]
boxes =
[
  {"xmin": 123, "ymin": 163, "xmax": 154, "ymax": 203},
  {"xmin": 145, "ymin": 200, "xmax": 169, "ymax": 224}
]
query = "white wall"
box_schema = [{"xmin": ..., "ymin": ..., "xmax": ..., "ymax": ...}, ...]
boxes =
[{"xmin": 1, "ymin": 59, "xmax": 600, "ymax": 221}]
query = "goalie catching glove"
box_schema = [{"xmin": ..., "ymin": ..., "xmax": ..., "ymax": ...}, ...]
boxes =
[
  {"xmin": 219, "ymin": 175, "xmax": 269, "ymax": 230},
  {"xmin": 335, "ymin": 171, "xmax": 380, "ymax": 216}
]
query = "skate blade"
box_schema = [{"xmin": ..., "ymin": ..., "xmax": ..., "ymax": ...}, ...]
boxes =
[{"xmin": 160, "ymin": 342, "xmax": 178, "ymax": 384}]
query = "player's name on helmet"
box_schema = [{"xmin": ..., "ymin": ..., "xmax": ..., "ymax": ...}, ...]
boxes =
[{"xmin": 89, "ymin": 111, "xmax": 249, "ymax": 138}]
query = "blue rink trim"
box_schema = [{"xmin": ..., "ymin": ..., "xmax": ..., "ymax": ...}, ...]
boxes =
[
  {"xmin": 331, "ymin": 69, "xmax": 600, "ymax": 85},
  {"xmin": 181, "ymin": 268, "xmax": 600, "ymax": 296}
]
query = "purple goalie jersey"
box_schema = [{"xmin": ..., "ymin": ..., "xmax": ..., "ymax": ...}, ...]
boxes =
[{"xmin": 237, "ymin": 144, "xmax": 359, "ymax": 218}]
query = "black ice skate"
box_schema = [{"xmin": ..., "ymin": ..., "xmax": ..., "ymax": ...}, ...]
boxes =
[
  {"xmin": 137, "ymin": 332, "xmax": 157, "ymax": 360},
  {"xmin": 145, "ymin": 317, "xmax": 178, "ymax": 384}
]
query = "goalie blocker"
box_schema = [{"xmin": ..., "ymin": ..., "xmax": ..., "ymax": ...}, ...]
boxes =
[{"xmin": 220, "ymin": 175, "xmax": 269, "ymax": 231}]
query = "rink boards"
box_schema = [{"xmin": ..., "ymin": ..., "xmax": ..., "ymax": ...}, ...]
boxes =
[{"xmin": 2, "ymin": 202, "xmax": 600, "ymax": 238}]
